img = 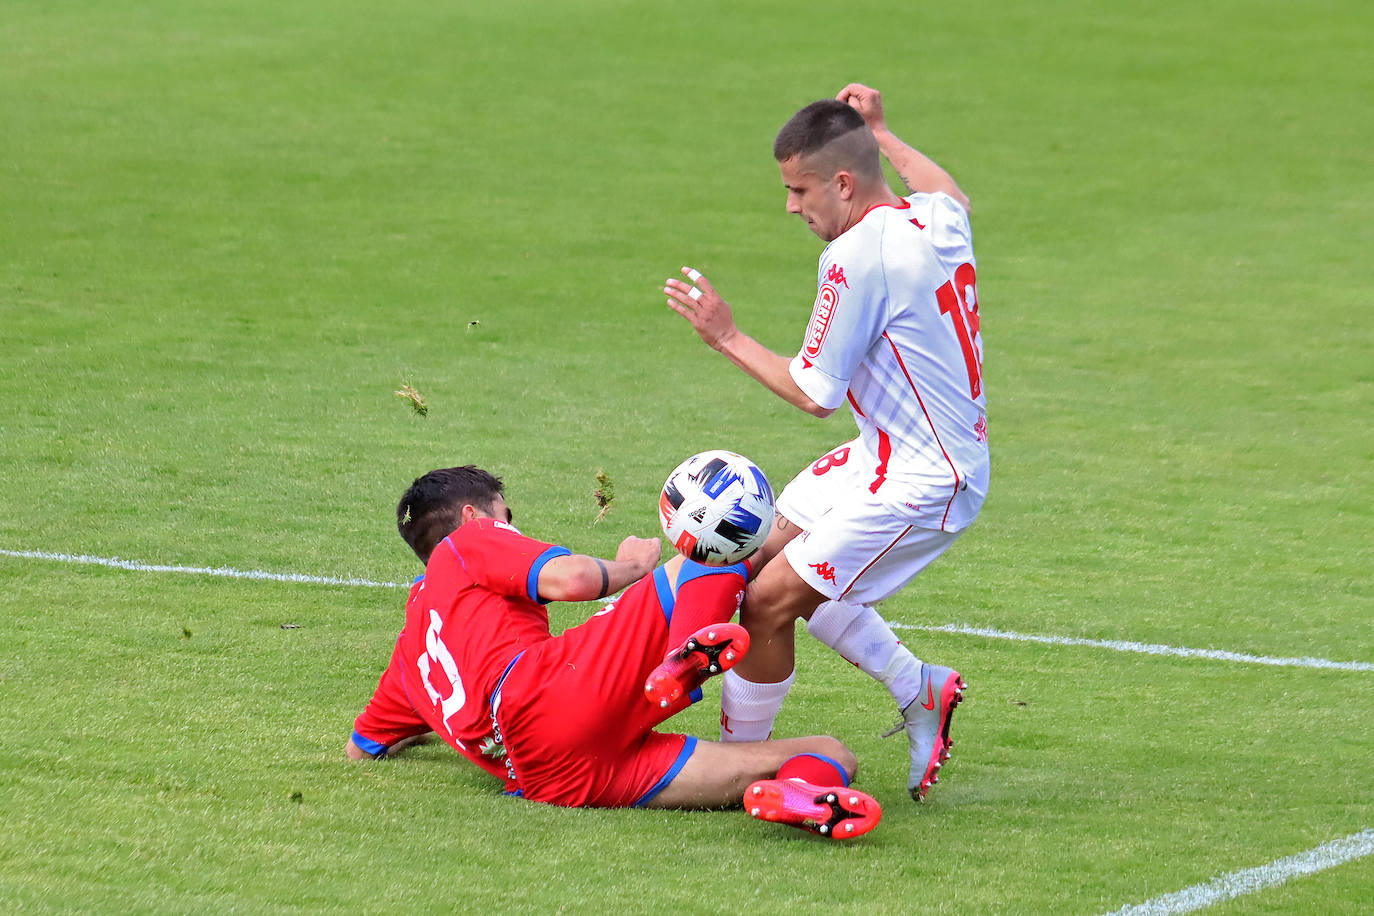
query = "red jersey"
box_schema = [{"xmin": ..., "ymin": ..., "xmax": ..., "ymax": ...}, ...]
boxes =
[
  {"xmin": 358, "ymin": 518, "xmax": 569, "ymax": 781},
  {"xmin": 353, "ymin": 518, "xmax": 751, "ymax": 807}
]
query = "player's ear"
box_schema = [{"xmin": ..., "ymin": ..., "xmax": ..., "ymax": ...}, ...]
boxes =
[
  {"xmin": 835, "ymin": 169, "xmax": 855, "ymax": 200},
  {"xmin": 460, "ymin": 504, "xmax": 481, "ymax": 524}
]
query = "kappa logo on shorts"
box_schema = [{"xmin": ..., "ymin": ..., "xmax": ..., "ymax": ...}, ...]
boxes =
[{"xmin": 808, "ymin": 561, "xmax": 839, "ymax": 584}]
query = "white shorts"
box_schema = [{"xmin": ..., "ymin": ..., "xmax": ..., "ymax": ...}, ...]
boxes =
[{"xmin": 777, "ymin": 443, "xmax": 964, "ymax": 605}]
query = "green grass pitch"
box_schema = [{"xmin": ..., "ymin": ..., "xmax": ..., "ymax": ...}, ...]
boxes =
[{"xmin": 2, "ymin": 0, "xmax": 1371, "ymax": 912}]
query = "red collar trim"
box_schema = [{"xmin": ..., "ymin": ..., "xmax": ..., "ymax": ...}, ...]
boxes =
[{"xmin": 861, "ymin": 198, "xmax": 911, "ymax": 219}]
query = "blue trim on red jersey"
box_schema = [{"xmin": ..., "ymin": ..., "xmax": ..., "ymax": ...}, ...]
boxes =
[
  {"xmin": 351, "ymin": 730, "xmax": 389, "ymax": 758},
  {"xmin": 413, "ymin": 574, "xmax": 425, "ymax": 584},
  {"xmin": 676, "ymin": 559, "xmax": 748, "ymax": 588},
  {"xmin": 632, "ymin": 736, "xmax": 698, "ymax": 807},
  {"xmin": 527, "ymin": 545, "xmax": 572, "ymax": 603},
  {"xmin": 652, "ymin": 565, "xmax": 675, "ymax": 622}
]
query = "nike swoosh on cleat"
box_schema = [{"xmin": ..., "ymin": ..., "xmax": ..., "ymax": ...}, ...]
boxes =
[{"xmin": 920, "ymin": 681, "xmax": 935, "ymax": 711}]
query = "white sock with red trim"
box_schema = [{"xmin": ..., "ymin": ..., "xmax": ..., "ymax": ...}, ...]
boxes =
[
  {"xmin": 719, "ymin": 669, "xmax": 795, "ymax": 742},
  {"xmin": 806, "ymin": 600, "xmax": 923, "ymax": 710}
]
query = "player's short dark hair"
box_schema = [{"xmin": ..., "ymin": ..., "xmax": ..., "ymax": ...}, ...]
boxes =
[
  {"xmin": 773, "ymin": 99, "xmax": 882, "ymax": 182},
  {"xmin": 396, "ymin": 466, "xmax": 505, "ymax": 563}
]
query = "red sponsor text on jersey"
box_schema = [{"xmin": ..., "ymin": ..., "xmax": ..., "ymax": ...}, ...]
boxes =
[{"xmin": 803, "ymin": 283, "xmax": 841, "ymax": 359}]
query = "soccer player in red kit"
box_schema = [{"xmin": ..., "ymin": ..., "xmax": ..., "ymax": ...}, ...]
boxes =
[{"xmin": 347, "ymin": 465, "xmax": 882, "ymax": 838}]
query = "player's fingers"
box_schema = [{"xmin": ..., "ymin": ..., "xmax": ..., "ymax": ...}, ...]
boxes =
[
  {"xmin": 664, "ymin": 286, "xmax": 706, "ymax": 315},
  {"xmin": 681, "ymin": 266, "xmax": 718, "ymax": 295},
  {"xmin": 665, "ymin": 298, "xmax": 695, "ymax": 320},
  {"xmin": 667, "ymin": 277, "xmax": 708, "ymax": 305}
]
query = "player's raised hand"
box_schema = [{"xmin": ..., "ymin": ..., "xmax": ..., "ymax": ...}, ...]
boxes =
[
  {"xmin": 616, "ymin": 535, "xmax": 662, "ymax": 576},
  {"xmin": 665, "ymin": 266, "xmax": 738, "ymax": 351},
  {"xmin": 837, "ymin": 83, "xmax": 887, "ymax": 133}
]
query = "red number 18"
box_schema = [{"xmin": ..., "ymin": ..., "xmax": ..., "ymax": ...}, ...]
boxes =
[{"xmin": 936, "ymin": 262, "xmax": 982, "ymax": 399}]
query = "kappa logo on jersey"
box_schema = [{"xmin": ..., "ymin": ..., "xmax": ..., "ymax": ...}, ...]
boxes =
[
  {"xmin": 808, "ymin": 561, "xmax": 839, "ymax": 584},
  {"xmin": 826, "ymin": 263, "xmax": 849, "ymax": 288},
  {"xmin": 803, "ymin": 283, "xmax": 841, "ymax": 361}
]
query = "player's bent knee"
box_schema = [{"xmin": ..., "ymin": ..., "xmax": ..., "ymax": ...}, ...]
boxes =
[
  {"xmin": 743, "ymin": 563, "xmax": 827, "ymax": 630},
  {"xmin": 804, "ymin": 736, "xmax": 858, "ymax": 779}
]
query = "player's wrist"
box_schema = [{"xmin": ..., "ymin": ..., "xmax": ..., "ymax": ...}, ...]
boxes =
[{"xmin": 712, "ymin": 325, "xmax": 744, "ymax": 355}]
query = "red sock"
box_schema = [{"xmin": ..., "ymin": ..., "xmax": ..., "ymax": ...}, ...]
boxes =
[
  {"xmin": 664, "ymin": 561, "xmax": 748, "ymax": 649},
  {"xmin": 776, "ymin": 753, "xmax": 850, "ymax": 787}
]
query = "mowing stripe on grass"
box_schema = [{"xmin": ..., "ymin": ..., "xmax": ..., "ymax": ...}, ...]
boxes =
[
  {"xmin": 1100, "ymin": 828, "xmax": 1374, "ymax": 915},
  {"xmin": 0, "ymin": 548, "xmax": 404, "ymax": 589},
  {"xmin": 5, "ymin": 547, "xmax": 1372, "ymax": 672},
  {"xmin": 891, "ymin": 622, "xmax": 1374, "ymax": 672}
]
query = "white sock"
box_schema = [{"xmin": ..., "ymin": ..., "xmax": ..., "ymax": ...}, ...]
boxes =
[
  {"xmin": 806, "ymin": 600, "xmax": 923, "ymax": 709},
  {"xmin": 719, "ymin": 669, "xmax": 795, "ymax": 742}
]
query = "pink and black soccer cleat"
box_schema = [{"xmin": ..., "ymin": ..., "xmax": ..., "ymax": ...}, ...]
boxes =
[
  {"xmin": 895, "ymin": 663, "xmax": 966, "ymax": 802},
  {"xmin": 745, "ymin": 778, "xmax": 882, "ymax": 840},
  {"xmin": 644, "ymin": 624, "xmax": 749, "ymax": 709}
]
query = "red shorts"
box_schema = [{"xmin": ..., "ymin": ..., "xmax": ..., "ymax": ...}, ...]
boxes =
[
  {"xmin": 354, "ymin": 561, "xmax": 746, "ymax": 807},
  {"xmin": 495, "ymin": 563, "xmax": 745, "ymax": 807}
]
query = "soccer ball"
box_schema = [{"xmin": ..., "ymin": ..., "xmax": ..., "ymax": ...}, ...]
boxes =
[{"xmin": 659, "ymin": 450, "xmax": 775, "ymax": 566}]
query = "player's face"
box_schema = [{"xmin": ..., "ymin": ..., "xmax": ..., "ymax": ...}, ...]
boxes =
[
  {"xmin": 779, "ymin": 155, "xmax": 847, "ymax": 242},
  {"xmin": 485, "ymin": 494, "xmax": 513, "ymax": 524},
  {"xmin": 464, "ymin": 494, "xmax": 513, "ymax": 525}
]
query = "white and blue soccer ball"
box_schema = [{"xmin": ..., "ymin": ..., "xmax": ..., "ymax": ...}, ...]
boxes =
[{"xmin": 659, "ymin": 450, "xmax": 775, "ymax": 566}]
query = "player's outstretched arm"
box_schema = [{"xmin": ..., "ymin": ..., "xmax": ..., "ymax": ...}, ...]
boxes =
[
  {"xmin": 345, "ymin": 733, "xmax": 433, "ymax": 760},
  {"xmin": 665, "ymin": 267, "xmax": 834, "ymax": 419},
  {"xmin": 836, "ymin": 83, "xmax": 971, "ymax": 213},
  {"xmin": 538, "ymin": 536, "xmax": 661, "ymax": 602}
]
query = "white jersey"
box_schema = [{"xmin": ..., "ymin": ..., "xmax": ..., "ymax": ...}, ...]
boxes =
[{"xmin": 788, "ymin": 191, "xmax": 989, "ymax": 531}]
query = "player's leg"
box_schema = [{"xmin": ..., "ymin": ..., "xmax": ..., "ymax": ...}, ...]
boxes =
[
  {"xmin": 644, "ymin": 619, "xmax": 750, "ymax": 713},
  {"xmin": 643, "ymin": 735, "xmax": 881, "ymax": 838},
  {"xmin": 790, "ymin": 520, "xmax": 969, "ymax": 800},
  {"xmin": 717, "ymin": 450, "xmax": 841, "ymax": 743},
  {"xmin": 717, "ymin": 553, "xmax": 824, "ymax": 741},
  {"xmin": 644, "ymin": 734, "xmax": 848, "ymax": 805},
  {"xmin": 725, "ymin": 452, "xmax": 972, "ymax": 799}
]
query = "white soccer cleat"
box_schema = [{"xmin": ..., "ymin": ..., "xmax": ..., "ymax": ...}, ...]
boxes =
[{"xmin": 895, "ymin": 663, "xmax": 966, "ymax": 802}]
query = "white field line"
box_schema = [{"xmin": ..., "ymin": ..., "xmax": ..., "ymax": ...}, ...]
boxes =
[
  {"xmin": 0, "ymin": 548, "xmax": 404, "ymax": 589},
  {"xmin": 891, "ymin": 622, "xmax": 1374, "ymax": 673},
  {"xmin": 3, "ymin": 547, "xmax": 1371, "ymax": 672},
  {"xmin": 1101, "ymin": 828, "xmax": 1374, "ymax": 915}
]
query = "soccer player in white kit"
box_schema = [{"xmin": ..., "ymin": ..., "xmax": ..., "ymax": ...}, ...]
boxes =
[{"xmin": 664, "ymin": 83, "xmax": 986, "ymax": 802}]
